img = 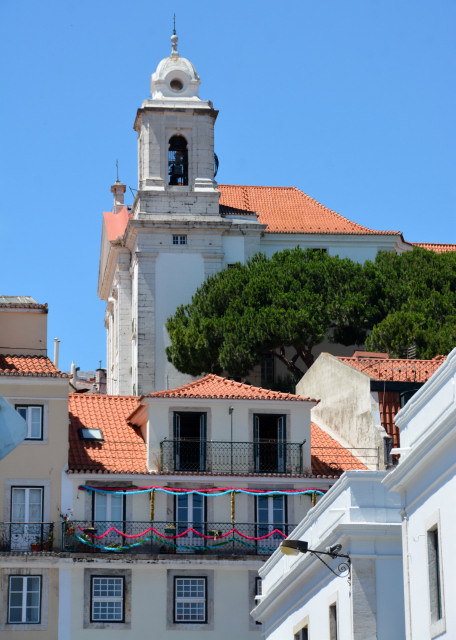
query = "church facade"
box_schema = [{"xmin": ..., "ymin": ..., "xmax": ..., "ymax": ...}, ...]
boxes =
[{"xmin": 98, "ymin": 33, "xmax": 409, "ymax": 396}]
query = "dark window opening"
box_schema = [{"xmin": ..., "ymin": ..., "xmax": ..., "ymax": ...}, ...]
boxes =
[
  {"xmin": 261, "ymin": 354, "xmax": 275, "ymax": 385},
  {"xmin": 428, "ymin": 527, "xmax": 443, "ymax": 623},
  {"xmin": 254, "ymin": 414, "xmax": 286, "ymax": 473},
  {"xmin": 168, "ymin": 135, "xmax": 188, "ymax": 186},
  {"xmin": 174, "ymin": 412, "xmax": 206, "ymax": 471}
]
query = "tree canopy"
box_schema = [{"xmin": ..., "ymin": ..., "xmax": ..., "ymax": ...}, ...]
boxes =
[
  {"xmin": 166, "ymin": 247, "xmax": 456, "ymax": 382},
  {"xmin": 364, "ymin": 248, "xmax": 456, "ymax": 357}
]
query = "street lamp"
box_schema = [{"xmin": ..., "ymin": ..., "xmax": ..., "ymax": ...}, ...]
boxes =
[{"xmin": 280, "ymin": 540, "xmax": 351, "ymax": 581}]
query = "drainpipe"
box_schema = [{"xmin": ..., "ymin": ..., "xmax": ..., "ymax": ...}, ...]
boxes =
[
  {"xmin": 53, "ymin": 338, "xmax": 60, "ymax": 369},
  {"xmin": 229, "ymin": 407, "xmax": 234, "ymax": 474},
  {"xmin": 401, "ymin": 509, "xmax": 413, "ymax": 640}
]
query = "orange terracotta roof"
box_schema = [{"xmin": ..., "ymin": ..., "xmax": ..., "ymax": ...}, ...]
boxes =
[
  {"xmin": 68, "ymin": 394, "xmax": 147, "ymax": 474},
  {"xmin": 67, "ymin": 393, "xmax": 362, "ymax": 478},
  {"xmin": 0, "ymin": 355, "xmax": 67, "ymax": 377},
  {"xmin": 101, "ymin": 186, "xmax": 403, "ymax": 239},
  {"xmin": 219, "ymin": 185, "xmax": 402, "ymax": 236},
  {"xmin": 336, "ymin": 355, "xmax": 446, "ymax": 382},
  {"xmin": 103, "ymin": 206, "xmax": 130, "ymax": 242},
  {"xmin": 310, "ymin": 422, "xmax": 367, "ymax": 475},
  {"xmin": 412, "ymin": 242, "xmax": 456, "ymax": 253},
  {"xmin": 0, "ymin": 297, "xmax": 47, "ymax": 310},
  {"xmin": 147, "ymin": 373, "xmax": 316, "ymax": 402}
]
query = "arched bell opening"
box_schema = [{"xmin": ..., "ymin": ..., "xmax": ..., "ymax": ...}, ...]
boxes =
[{"xmin": 168, "ymin": 135, "xmax": 188, "ymax": 186}]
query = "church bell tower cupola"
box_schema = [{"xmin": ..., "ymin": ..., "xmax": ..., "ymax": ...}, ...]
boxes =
[{"xmin": 133, "ymin": 31, "xmax": 220, "ymax": 216}]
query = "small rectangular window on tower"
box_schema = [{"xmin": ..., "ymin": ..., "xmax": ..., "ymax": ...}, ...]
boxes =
[{"xmin": 173, "ymin": 235, "xmax": 187, "ymax": 245}]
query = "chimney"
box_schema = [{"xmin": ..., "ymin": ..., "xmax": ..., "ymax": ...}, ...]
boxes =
[
  {"xmin": 111, "ymin": 181, "xmax": 126, "ymax": 214},
  {"xmin": 53, "ymin": 338, "xmax": 60, "ymax": 369}
]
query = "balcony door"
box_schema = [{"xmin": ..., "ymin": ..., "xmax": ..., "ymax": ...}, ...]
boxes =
[
  {"xmin": 175, "ymin": 493, "xmax": 206, "ymax": 552},
  {"xmin": 93, "ymin": 492, "xmax": 125, "ymax": 546},
  {"xmin": 254, "ymin": 414, "xmax": 286, "ymax": 473},
  {"xmin": 174, "ymin": 412, "xmax": 206, "ymax": 471},
  {"xmin": 11, "ymin": 487, "xmax": 43, "ymax": 550},
  {"xmin": 256, "ymin": 495, "xmax": 287, "ymax": 554}
]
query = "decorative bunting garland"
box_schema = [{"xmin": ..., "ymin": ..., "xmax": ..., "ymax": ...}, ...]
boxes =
[
  {"xmin": 77, "ymin": 524, "xmax": 287, "ymax": 542},
  {"xmin": 75, "ymin": 532, "xmax": 276, "ymax": 554},
  {"xmin": 79, "ymin": 484, "xmax": 326, "ymax": 498},
  {"xmin": 74, "ymin": 485, "xmax": 324, "ymax": 553}
]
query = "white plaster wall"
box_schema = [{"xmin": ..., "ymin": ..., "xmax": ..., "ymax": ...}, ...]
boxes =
[
  {"xmin": 155, "ymin": 251, "xmax": 206, "ymax": 390},
  {"xmin": 146, "ymin": 398, "xmax": 313, "ymax": 472},
  {"xmin": 68, "ymin": 560, "xmax": 263, "ymax": 640},
  {"xmin": 260, "ymin": 234, "xmax": 403, "ymax": 263},
  {"xmin": 254, "ymin": 473, "xmax": 404, "ymax": 640},
  {"xmin": 405, "ymin": 474, "xmax": 456, "ymax": 640},
  {"xmin": 296, "ymin": 353, "xmax": 386, "ymax": 467}
]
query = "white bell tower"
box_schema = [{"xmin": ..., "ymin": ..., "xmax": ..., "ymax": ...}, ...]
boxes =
[{"xmin": 132, "ymin": 32, "xmax": 220, "ymax": 218}]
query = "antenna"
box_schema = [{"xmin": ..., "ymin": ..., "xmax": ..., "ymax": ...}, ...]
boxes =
[{"xmin": 116, "ymin": 159, "xmax": 119, "ymax": 182}]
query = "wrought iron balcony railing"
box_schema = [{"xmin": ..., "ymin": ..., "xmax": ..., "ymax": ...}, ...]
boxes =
[
  {"xmin": 61, "ymin": 521, "xmax": 296, "ymax": 556},
  {"xmin": 160, "ymin": 439, "xmax": 304, "ymax": 474},
  {"xmin": 0, "ymin": 522, "xmax": 54, "ymax": 552}
]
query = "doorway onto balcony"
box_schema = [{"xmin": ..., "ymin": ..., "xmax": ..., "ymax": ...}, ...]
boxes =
[
  {"xmin": 11, "ymin": 487, "xmax": 43, "ymax": 550},
  {"xmin": 253, "ymin": 414, "xmax": 286, "ymax": 473},
  {"xmin": 173, "ymin": 412, "xmax": 207, "ymax": 471}
]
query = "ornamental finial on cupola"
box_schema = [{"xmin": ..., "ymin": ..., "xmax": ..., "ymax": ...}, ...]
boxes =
[{"xmin": 171, "ymin": 14, "xmax": 178, "ymax": 57}]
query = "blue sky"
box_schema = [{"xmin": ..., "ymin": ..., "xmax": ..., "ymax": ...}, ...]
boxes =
[{"xmin": 0, "ymin": 0, "xmax": 455, "ymax": 373}]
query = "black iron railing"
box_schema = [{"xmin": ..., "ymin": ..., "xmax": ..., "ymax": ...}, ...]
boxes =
[
  {"xmin": 0, "ymin": 522, "xmax": 54, "ymax": 552},
  {"xmin": 160, "ymin": 439, "xmax": 304, "ymax": 474},
  {"xmin": 61, "ymin": 521, "xmax": 295, "ymax": 556}
]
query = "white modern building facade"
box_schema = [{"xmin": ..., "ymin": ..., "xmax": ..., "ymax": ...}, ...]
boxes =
[
  {"xmin": 384, "ymin": 347, "xmax": 456, "ymax": 639},
  {"xmin": 251, "ymin": 471, "xmax": 405, "ymax": 640}
]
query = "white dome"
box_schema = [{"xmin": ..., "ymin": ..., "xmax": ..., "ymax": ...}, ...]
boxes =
[{"xmin": 150, "ymin": 34, "xmax": 201, "ymax": 100}]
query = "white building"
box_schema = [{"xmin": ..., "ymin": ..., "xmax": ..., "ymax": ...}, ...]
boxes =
[
  {"xmin": 98, "ymin": 32, "xmax": 410, "ymax": 396},
  {"xmin": 251, "ymin": 471, "xmax": 405, "ymax": 640},
  {"xmin": 384, "ymin": 347, "xmax": 456, "ymax": 639}
]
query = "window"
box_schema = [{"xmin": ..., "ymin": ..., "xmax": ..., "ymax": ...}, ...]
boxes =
[
  {"xmin": 80, "ymin": 428, "xmax": 103, "ymax": 440},
  {"xmin": 256, "ymin": 495, "xmax": 287, "ymax": 553},
  {"xmin": 91, "ymin": 577, "xmax": 124, "ymax": 623},
  {"xmin": 174, "ymin": 577, "xmax": 207, "ymax": 623},
  {"xmin": 168, "ymin": 135, "xmax": 188, "ymax": 185},
  {"xmin": 427, "ymin": 527, "xmax": 443, "ymax": 625},
  {"xmin": 261, "ymin": 353, "xmax": 275, "ymax": 385},
  {"xmin": 255, "ymin": 578, "xmax": 262, "ymax": 625},
  {"xmin": 92, "ymin": 491, "xmax": 125, "ymax": 546},
  {"xmin": 8, "ymin": 576, "xmax": 41, "ymax": 624},
  {"xmin": 11, "ymin": 487, "xmax": 43, "ymax": 550},
  {"xmin": 173, "ymin": 412, "xmax": 207, "ymax": 471},
  {"xmin": 294, "ymin": 628, "xmax": 308, "ymax": 640},
  {"xmin": 254, "ymin": 414, "xmax": 286, "ymax": 472},
  {"xmin": 15, "ymin": 405, "xmax": 43, "ymax": 440},
  {"xmin": 175, "ymin": 494, "xmax": 206, "ymax": 544},
  {"xmin": 329, "ymin": 603, "xmax": 338, "ymax": 640},
  {"xmin": 173, "ymin": 234, "xmax": 187, "ymax": 245}
]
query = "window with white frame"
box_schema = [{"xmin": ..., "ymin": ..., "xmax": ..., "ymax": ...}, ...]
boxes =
[
  {"xmin": 91, "ymin": 576, "xmax": 124, "ymax": 623},
  {"xmin": 173, "ymin": 234, "xmax": 187, "ymax": 245},
  {"xmin": 174, "ymin": 577, "xmax": 207, "ymax": 623},
  {"xmin": 8, "ymin": 575, "xmax": 41, "ymax": 624},
  {"xmin": 427, "ymin": 526, "xmax": 444, "ymax": 626},
  {"xmin": 15, "ymin": 405, "xmax": 43, "ymax": 440}
]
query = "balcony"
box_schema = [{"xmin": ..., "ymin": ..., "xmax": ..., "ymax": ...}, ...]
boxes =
[
  {"xmin": 160, "ymin": 439, "xmax": 304, "ymax": 475},
  {"xmin": 0, "ymin": 522, "xmax": 54, "ymax": 552},
  {"xmin": 60, "ymin": 521, "xmax": 296, "ymax": 556}
]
